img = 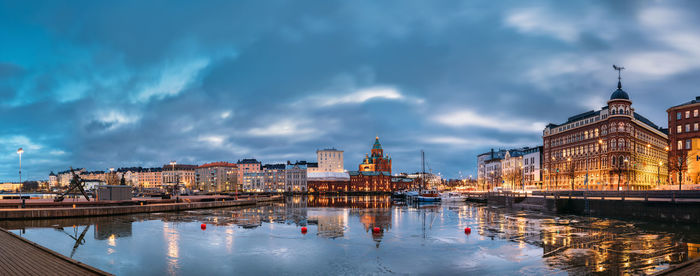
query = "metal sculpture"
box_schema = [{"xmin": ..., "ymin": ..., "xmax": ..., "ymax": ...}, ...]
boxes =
[{"xmin": 54, "ymin": 167, "xmax": 90, "ymax": 202}]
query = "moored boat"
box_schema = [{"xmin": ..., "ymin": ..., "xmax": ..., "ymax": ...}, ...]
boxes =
[
  {"xmin": 440, "ymin": 192, "xmax": 466, "ymax": 202},
  {"xmin": 416, "ymin": 189, "xmax": 441, "ymax": 202}
]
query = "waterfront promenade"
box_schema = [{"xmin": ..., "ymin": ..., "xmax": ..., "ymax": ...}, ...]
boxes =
[{"xmin": 0, "ymin": 227, "xmax": 111, "ymax": 275}]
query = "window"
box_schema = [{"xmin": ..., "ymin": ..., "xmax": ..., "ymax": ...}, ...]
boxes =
[
  {"xmin": 696, "ymin": 123, "xmax": 699, "ymax": 131},
  {"xmin": 677, "ymin": 112, "xmax": 682, "ymax": 120},
  {"xmin": 687, "ymin": 139, "xmax": 692, "ymax": 150},
  {"xmin": 686, "ymin": 124, "xmax": 691, "ymax": 132},
  {"xmin": 695, "ymin": 109, "xmax": 699, "ymax": 117},
  {"xmin": 678, "ymin": 140, "xmax": 683, "ymax": 150},
  {"xmin": 678, "ymin": 125, "xmax": 683, "ymax": 133},
  {"xmin": 687, "ymin": 111, "xmax": 691, "ymax": 119}
]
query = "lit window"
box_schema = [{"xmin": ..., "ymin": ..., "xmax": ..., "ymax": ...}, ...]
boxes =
[
  {"xmin": 678, "ymin": 125, "xmax": 683, "ymax": 133},
  {"xmin": 695, "ymin": 109, "xmax": 699, "ymax": 117},
  {"xmin": 687, "ymin": 139, "xmax": 692, "ymax": 150},
  {"xmin": 686, "ymin": 124, "xmax": 691, "ymax": 132},
  {"xmin": 687, "ymin": 111, "xmax": 691, "ymax": 118},
  {"xmin": 696, "ymin": 123, "xmax": 699, "ymax": 131}
]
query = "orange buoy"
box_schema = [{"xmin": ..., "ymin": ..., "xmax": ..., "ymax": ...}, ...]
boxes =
[
  {"xmin": 201, "ymin": 223, "xmax": 206, "ymax": 230},
  {"xmin": 301, "ymin": 226, "xmax": 308, "ymax": 234},
  {"xmin": 373, "ymin": 227, "xmax": 381, "ymax": 233},
  {"xmin": 464, "ymin": 227, "xmax": 471, "ymax": 234}
]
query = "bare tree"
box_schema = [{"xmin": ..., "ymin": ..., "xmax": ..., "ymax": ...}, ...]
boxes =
[
  {"xmin": 669, "ymin": 149, "xmax": 690, "ymax": 190},
  {"xmin": 569, "ymin": 161, "xmax": 576, "ymax": 190}
]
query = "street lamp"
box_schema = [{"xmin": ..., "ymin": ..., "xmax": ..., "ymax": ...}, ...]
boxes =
[
  {"xmin": 657, "ymin": 161, "xmax": 663, "ymax": 187},
  {"xmin": 623, "ymin": 158, "xmax": 629, "ymax": 191},
  {"xmin": 17, "ymin": 148, "xmax": 24, "ymax": 208},
  {"xmin": 169, "ymin": 161, "xmax": 178, "ymax": 202},
  {"xmin": 567, "ymin": 157, "xmax": 572, "ymax": 191}
]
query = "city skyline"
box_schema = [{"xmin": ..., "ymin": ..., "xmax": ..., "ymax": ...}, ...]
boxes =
[{"xmin": 3, "ymin": 1, "xmax": 700, "ymax": 181}]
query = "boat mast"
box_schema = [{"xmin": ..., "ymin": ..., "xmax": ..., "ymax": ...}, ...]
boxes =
[{"xmin": 421, "ymin": 150, "xmax": 425, "ymax": 192}]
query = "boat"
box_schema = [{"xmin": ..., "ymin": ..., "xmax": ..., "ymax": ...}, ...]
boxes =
[
  {"xmin": 391, "ymin": 190, "xmax": 407, "ymax": 200},
  {"xmin": 408, "ymin": 150, "xmax": 441, "ymax": 202},
  {"xmin": 440, "ymin": 191, "xmax": 467, "ymax": 202},
  {"xmin": 416, "ymin": 189, "xmax": 441, "ymax": 202}
]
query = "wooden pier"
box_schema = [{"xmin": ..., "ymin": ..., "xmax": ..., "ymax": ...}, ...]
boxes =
[
  {"xmin": 0, "ymin": 195, "xmax": 283, "ymax": 220},
  {"xmin": 0, "ymin": 227, "xmax": 111, "ymax": 275},
  {"xmin": 653, "ymin": 256, "xmax": 700, "ymax": 275}
]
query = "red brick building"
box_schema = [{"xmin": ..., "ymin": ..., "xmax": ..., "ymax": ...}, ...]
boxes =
[
  {"xmin": 349, "ymin": 137, "xmax": 395, "ymax": 192},
  {"xmin": 667, "ymin": 97, "xmax": 700, "ymax": 186}
]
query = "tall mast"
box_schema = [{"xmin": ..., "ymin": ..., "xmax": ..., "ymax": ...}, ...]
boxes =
[{"xmin": 421, "ymin": 150, "xmax": 425, "ymax": 192}]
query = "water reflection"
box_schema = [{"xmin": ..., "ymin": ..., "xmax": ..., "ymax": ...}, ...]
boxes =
[{"xmin": 3, "ymin": 196, "xmax": 699, "ymax": 275}]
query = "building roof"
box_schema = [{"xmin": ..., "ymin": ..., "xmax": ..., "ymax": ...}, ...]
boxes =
[
  {"xmin": 548, "ymin": 110, "xmax": 600, "ymax": 127},
  {"xmin": 348, "ymin": 171, "xmax": 391, "ymax": 176},
  {"xmin": 668, "ymin": 96, "xmax": 700, "ymax": 110},
  {"xmin": 198, "ymin": 162, "xmax": 237, "ymax": 169},
  {"xmin": 610, "ymin": 81, "xmax": 629, "ymax": 100},
  {"xmin": 307, "ymin": 172, "xmax": 350, "ymax": 180},
  {"xmin": 237, "ymin": 159, "xmax": 261, "ymax": 164},
  {"xmin": 162, "ymin": 164, "xmax": 197, "ymax": 170},
  {"xmin": 263, "ymin": 164, "xmax": 286, "ymax": 170},
  {"xmin": 372, "ymin": 136, "xmax": 382, "ymax": 150},
  {"xmin": 287, "ymin": 160, "xmax": 318, "ymax": 167}
]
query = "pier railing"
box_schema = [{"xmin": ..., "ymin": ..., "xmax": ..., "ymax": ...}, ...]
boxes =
[{"xmin": 532, "ymin": 190, "xmax": 700, "ymax": 202}]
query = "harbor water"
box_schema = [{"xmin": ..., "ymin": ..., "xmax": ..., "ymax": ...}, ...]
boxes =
[{"xmin": 4, "ymin": 195, "xmax": 699, "ymax": 275}]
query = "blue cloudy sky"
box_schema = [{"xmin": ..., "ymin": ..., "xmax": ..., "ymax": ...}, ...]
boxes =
[{"xmin": 1, "ymin": 0, "xmax": 699, "ymax": 181}]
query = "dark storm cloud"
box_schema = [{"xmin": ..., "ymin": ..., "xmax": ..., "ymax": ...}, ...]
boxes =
[{"xmin": 1, "ymin": 0, "xmax": 700, "ymax": 180}]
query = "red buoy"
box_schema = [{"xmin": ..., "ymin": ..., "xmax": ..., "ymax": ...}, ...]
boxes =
[
  {"xmin": 464, "ymin": 227, "xmax": 471, "ymax": 234},
  {"xmin": 301, "ymin": 226, "xmax": 308, "ymax": 234},
  {"xmin": 373, "ymin": 227, "xmax": 381, "ymax": 233},
  {"xmin": 201, "ymin": 223, "xmax": 206, "ymax": 230}
]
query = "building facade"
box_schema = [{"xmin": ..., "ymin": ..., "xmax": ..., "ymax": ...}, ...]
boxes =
[
  {"xmin": 523, "ymin": 146, "xmax": 543, "ymax": 189},
  {"xmin": 195, "ymin": 162, "xmax": 238, "ymax": 192},
  {"xmin": 285, "ymin": 163, "xmax": 308, "ymax": 192},
  {"xmin": 48, "ymin": 172, "xmax": 58, "ymax": 187},
  {"xmin": 137, "ymin": 168, "xmax": 162, "ymax": 188},
  {"xmin": 359, "ymin": 137, "xmax": 392, "ymax": 173},
  {"xmin": 349, "ymin": 137, "xmax": 393, "ymax": 192},
  {"xmin": 162, "ymin": 164, "xmax": 197, "ymax": 190},
  {"xmin": 500, "ymin": 150, "xmax": 524, "ymax": 190},
  {"xmin": 237, "ymin": 159, "xmax": 262, "ymax": 186},
  {"xmin": 543, "ymin": 79, "xmax": 668, "ymax": 191},
  {"xmin": 307, "ymin": 172, "xmax": 350, "ymax": 193},
  {"xmin": 316, "ymin": 148, "xmax": 344, "ymax": 172},
  {"xmin": 667, "ymin": 97, "xmax": 700, "ymax": 186}
]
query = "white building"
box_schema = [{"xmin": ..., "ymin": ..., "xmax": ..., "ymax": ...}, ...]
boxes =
[
  {"xmin": 48, "ymin": 172, "xmax": 58, "ymax": 187},
  {"xmin": 522, "ymin": 146, "xmax": 543, "ymax": 189},
  {"xmin": 285, "ymin": 163, "xmax": 307, "ymax": 192},
  {"xmin": 315, "ymin": 148, "xmax": 344, "ymax": 173},
  {"xmin": 243, "ymin": 172, "xmax": 265, "ymax": 192},
  {"xmin": 477, "ymin": 147, "xmax": 542, "ymax": 191}
]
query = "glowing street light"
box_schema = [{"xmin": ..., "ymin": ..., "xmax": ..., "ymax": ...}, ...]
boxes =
[{"xmin": 17, "ymin": 148, "xmax": 24, "ymax": 208}]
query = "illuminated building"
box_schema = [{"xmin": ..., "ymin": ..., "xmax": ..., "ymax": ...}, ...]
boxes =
[
  {"xmin": 667, "ymin": 97, "xmax": 700, "ymax": 186},
  {"xmin": 314, "ymin": 148, "xmax": 344, "ymax": 173},
  {"xmin": 349, "ymin": 137, "xmax": 393, "ymax": 192},
  {"xmin": 236, "ymin": 159, "xmax": 262, "ymax": 186},
  {"xmin": 195, "ymin": 162, "xmax": 238, "ymax": 192},
  {"xmin": 543, "ymin": 74, "xmax": 668, "ymax": 190}
]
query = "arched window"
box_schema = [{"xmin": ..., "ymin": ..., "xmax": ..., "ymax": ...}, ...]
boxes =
[
  {"xmin": 612, "ymin": 156, "xmax": 616, "ymax": 166},
  {"xmin": 612, "ymin": 109, "xmax": 616, "ymax": 115}
]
